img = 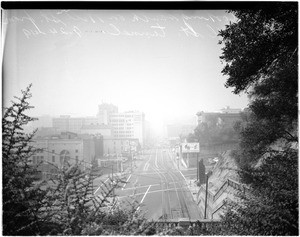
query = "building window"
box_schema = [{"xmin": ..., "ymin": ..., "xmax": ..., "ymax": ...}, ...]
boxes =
[
  {"xmin": 52, "ymin": 150, "xmax": 55, "ymax": 153},
  {"xmin": 75, "ymin": 149, "xmax": 78, "ymax": 153},
  {"xmin": 52, "ymin": 156, "xmax": 55, "ymax": 162},
  {"xmin": 60, "ymin": 150, "xmax": 70, "ymax": 166},
  {"xmin": 76, "ymin": 156, "xmax": 79, "ymax": 163}
]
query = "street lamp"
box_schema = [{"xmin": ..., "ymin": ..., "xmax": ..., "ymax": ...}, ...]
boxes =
[{"xmin": 204, "ymin": 171, "xmax": 212, "ymax": 219}]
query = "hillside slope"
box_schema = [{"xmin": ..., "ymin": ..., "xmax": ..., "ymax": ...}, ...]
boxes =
[{"xmin": 208, "ymin": 150, "xmax": 239, "ymax": 193}]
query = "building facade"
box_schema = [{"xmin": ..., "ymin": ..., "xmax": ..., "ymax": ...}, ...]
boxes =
[
  {"xmin": 52, "ymin": 115, "xmax": 112, "ymax": 137},
  {"xmin": 81, "ymin": 124, "xmax": 113, "ymax": 137},
  {"xmin": 52, "ymin": 115, "xmax": 70, "ymax": 132},
  {"xmin": 109, "ymin": 111, "xmax": 145, "ymax": 147},
  {"xmin": 196, "ymin": 107, "xmax": 242, "ymax": 127},
  {"xmin": 103, "ymin": 138, "xmax": 139, "ymax": 155},
  {"xmin": 97, "ymin": 103, "xmax": 118, "ymax": 125},
  {"xmin": 31, "ymin": 132, "xmax": 103, "ymax": 179}
]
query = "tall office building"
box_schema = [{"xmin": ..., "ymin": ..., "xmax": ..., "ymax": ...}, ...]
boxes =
[
  {"xmin": 97, "ymin": 103, "xmax": 145, "ymax": 147},
  {"xmin": 109, "ymin": 111, "xmax": 145, "ymax": 147},
  {"xmin": 97, "ymin": 103, "xmax": 118, "ymax": 125}
]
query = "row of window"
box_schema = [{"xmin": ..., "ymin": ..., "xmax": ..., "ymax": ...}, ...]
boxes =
[
  {"xmin": 110, "ymin": 115, "xmax": 124, "ymax": 117},
  {"xmin": 114, "ymin": 131, "xmax": 132, "ymax": 134},
  {"xmin": 32, "ymin": 155, "xmax": 79, "ymax": 164},
  {"xmin": 32, "ymin": 156, "xmax": 44, "ymax": 164},
  {"xmin": 115, "ymin": 135, "xmax": 134, "ymax": 138},
  {"xmin": 35, "ymin": 149, "xmax": 79, "ymax": 154},
  {"xmin": 111, "ymin": 125, "xmax": 133, "ymax": 128},
  {"xmin": 49, "ymin": 149, "xmax": 79, "ymax": 153},
  {"xmin": 115, "ymin": 127, "xmax": 132, "ymax": 129}
]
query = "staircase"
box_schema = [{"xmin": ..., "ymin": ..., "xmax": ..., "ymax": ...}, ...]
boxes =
[{"xmin": 197, "ymin": 178, "xmax": 248, "ymax": 219}]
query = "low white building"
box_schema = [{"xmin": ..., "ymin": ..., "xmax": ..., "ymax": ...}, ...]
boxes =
[{"xmin": 31, "ymin": 132, "xmax": 103, "ymax": 180}]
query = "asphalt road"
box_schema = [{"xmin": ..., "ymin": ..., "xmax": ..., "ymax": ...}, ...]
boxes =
[{"xmin": 94, "ymin": 148, "xmax": 202, "ymax": 221}]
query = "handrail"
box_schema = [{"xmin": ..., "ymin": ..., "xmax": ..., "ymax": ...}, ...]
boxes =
[
  {"xmin": 197, "ymin": 177, "xmax": 248, "ymax": 219},
  {"xmin": 211, "ymin": 197, "xmax": 233, "ymax": 218},
  {"xmin": 213, "ymin": 179, "xmax": 229, "ymax": 201},
  {"xmin": 212, "ymin": 199, "xmax": 227, "ymax": 217}
]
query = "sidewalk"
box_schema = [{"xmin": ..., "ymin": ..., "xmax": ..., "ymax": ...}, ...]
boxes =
[{"xmin": 168, "ymin": 150, "xmax": 199, "ymax": 204}]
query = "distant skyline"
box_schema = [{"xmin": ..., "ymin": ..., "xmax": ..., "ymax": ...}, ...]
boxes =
[{"xmin": 3, "ymin": 9, "xmax": 249, "ymax": 133}]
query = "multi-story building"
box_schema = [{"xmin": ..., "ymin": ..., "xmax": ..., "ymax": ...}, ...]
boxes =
[
  {"xmin": 97, "ymin": 103, "xmax": 118, "ymax": 125},
  {"xmin": 196, "ymin": 106, "xmax": 242, "ymax": 127},
  {"xmin": 109, "ymin": 111, "xmax": 145, "ymax": 147},
  {"xmin": 52, "ymin": 115, "xmax": 71, "ymax": 132},
  {"xmin": 69, "ymin": 117, "xmax": 84, "ymax": 134},
  {"xmin": 96, "ymin": 103, "xmax": 145, "ymax": 146},
  {"xmin": 81, "ymin": 124, "xmax": 113, "ymax": 137},
  {"xmin": 31, "ymin": 132, "xmax": 103, "ymax": 180},
  {"xmin": 103, "ymin": 138, "xmax": 139, "ymax": 155},
  {"xmin": 220, "ymin": 106, "xmax": 242, "ymax": 114},
  {"xmin": 34, "ymin": 127, "xmax": 59, "ymax": 138},
  {"xmin": 52, "ymin": 115, "xmax": 112, "ymax": 138},
  {"xmin": 84, "ymin": 116, "xmax": 102, "ymax": 126}
]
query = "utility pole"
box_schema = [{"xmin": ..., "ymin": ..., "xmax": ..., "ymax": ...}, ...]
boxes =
[
  {"xmin": 187, "ymin": 152, "xmax": 189, "ymax": 168},
  {"xmin": 130, "ymin": 145, "xmax": 133, "ymax": 173},
  {"xmin": 204, "ymin": 173, "xmax": 209, "ymax": 219},
  {"xmin": 196, "ymin": 152, "xmax": 199, "ymax": 182}
]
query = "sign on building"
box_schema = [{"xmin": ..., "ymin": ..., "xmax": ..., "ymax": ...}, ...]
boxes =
[{"xmin": 181, "ymin": 143, "xmax": 200, "ymax": 153}]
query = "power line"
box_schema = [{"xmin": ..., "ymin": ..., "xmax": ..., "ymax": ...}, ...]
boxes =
[{"xmin": 34, "ymin": 147, "xmax": 94, "ymax": 166}]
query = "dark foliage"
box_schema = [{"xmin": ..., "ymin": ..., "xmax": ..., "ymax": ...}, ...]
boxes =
[
  {"xmin": 218, "ymin": 3, "xmax": 298, "ymax": 235},
  {"xmin": 2, "ymin": 85, "xmax": 151, "ymax": 235},
  {"xmin": 188, "ymin": 115, "xmax": 240, "ymax": 147},
  {"xmin": 220, "ymin": 147, "xmax": 298, "ymax": 235},
  {"xmin": 219, "ymin": 2, "xmax": 297, "ymax": 94},
  {"xmin": 2, "ymin": 84, "xmax": 48, "ymax": 235}
]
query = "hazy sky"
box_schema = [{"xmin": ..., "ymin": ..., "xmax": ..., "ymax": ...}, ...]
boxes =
[{"xmin": 3, "ymin": 9, "xmax": 249, "ymax": 130}]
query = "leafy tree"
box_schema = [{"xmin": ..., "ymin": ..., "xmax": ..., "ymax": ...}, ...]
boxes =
[
  {"xmin": 189, "ymin": 116, "xmax": 240, "ymax": 147},
  {"xmin": 218, "ymin": 3, "xmax": 298, "ymax": 235},
  {"xmin": 2, "ymin": 85, "xmax": 157, "ymax": 235},
  {"xmin": 219, "ymin": 2, "xmax": 297, "ymax": 95},
  {"xmin": 2, "ymin": 84, "xmax": 48, "ymax": 235},
  {"xmin": 220, "ymin": 147, "xmax": 298, "ymax": 235},
  {"xmin": 41, "ymin": 161, "xmax": 148, "ymax": 235},
  {"xmin": 219, "ymin": 2, "xmax": 298, "ymax": 167}
]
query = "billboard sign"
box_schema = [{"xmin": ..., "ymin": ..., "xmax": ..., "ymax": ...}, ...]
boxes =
[{"xmin": 181, "ymin": 143, "xmax": 200, "ymax": 153}]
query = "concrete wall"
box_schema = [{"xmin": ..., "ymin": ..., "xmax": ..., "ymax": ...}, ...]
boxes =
[{"xmin": 32, "ymin": 136, "xmax": 103, "ymax": 180}]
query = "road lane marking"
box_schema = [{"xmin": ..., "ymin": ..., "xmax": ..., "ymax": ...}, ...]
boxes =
[
  {"xmin": 179, "ymin": 169, "xmax": 187, "ymax": 182},
  {"xmin": 118, "ymin": 187, "xmax": 183, "ymax": 199},
  {"xmin": 140, "ymin": 185, "xmax": 151, "ymax": 203},
  {"xmin": 94, "ymin": 177, "xmax": 110, "ymax": 195},
  {"xmin": 155, "ymin": 149, "xmax": 158, "ymax": 168},
  {"xmin": 137, "ymin": 185, "xmax": 152, "ymax": 210},
  {"xmin": 121, "ymin": 183, "xmax": 160, "ymax": 191},
  {"xmin": 122, "ymin": 174, "xmax": 132, "ymax": 190},
  {"xmin": 143, "ymin": 162, "xmax": 149, "ymax": 171}
]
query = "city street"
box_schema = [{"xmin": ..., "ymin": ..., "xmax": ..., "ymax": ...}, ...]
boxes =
[{"xmin": 93, "ymin": 149, "xmax": 202, "ymax": 221}]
